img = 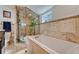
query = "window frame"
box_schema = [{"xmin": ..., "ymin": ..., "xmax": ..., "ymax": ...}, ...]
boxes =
[{"xmin": 41, "ymin": 9, "xmax": 53, "ymax": 23}]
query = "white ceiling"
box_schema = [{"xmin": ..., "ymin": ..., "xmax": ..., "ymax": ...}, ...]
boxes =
[{"xmin": 26, "ymin": 5, "xmax": 54, "ymax": 15}]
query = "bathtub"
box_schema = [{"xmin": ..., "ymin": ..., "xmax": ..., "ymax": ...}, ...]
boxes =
[{"xmin": 27, "ymin": 35, "xmax": 79, "ymax": 54}]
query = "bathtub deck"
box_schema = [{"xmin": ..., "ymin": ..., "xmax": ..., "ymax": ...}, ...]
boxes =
[{"xmin": 27, "ymin": 35, "xmax": 79, "ymax": 54}]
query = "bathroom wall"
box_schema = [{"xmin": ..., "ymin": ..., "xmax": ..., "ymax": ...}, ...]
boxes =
[
  {"xmin": 40, "ymin": 5, "xmax": 79, "ymax": 44},
  {"xmin": 0, "ymin": 5, "xmax": 16, "ymax": 22},
  {"xmin": 0, "ymin": 5, "xmax": 17, "ymax": 44},
  {"xmin": 53, "ymin": 5, "xmax": 79, "ymax": 20},
  {"xmin": 40, "ymin": 15, "xmax": 79, "ymax": 44}
]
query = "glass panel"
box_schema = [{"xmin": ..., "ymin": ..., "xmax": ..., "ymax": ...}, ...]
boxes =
[{"xmin": 16, "ymin": 6, "xmax": 40, "ymax": 43}]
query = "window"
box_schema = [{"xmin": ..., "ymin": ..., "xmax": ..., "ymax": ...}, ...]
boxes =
[{"xmin": 41, "ymin": 10, "xmax": 53, "ymax": 23}]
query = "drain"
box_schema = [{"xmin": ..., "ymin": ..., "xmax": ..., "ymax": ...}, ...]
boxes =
[{"xmin": 25, "ymin": 50, "xmax": 27, "ymax": 53}]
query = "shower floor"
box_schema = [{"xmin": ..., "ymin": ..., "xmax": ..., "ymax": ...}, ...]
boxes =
[{"xmin": 5, "ymin": 43, "xmax": 27, "ymax": 54}]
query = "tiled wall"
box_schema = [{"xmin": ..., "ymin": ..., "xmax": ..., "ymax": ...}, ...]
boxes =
[
  {"xmin": 40, "ymin": 15, "xmax": 79, "ymax": 44},
  {"xmin": 0, "ymin": 5, "xmax": 17, "ymax": 45}
]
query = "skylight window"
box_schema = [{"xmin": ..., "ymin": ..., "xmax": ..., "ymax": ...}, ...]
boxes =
[{"xmin": 41, "ymin": 10, "xmax": 53, "ymax": 23}]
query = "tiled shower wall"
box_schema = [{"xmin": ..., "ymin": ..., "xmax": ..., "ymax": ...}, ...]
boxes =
[{"xmin": 40, "ymin": 15, "xmax": 79, "ymax": 44}]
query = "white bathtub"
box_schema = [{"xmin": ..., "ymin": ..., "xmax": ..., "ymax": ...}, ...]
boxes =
[{"xmin": 27, "ymin": 35, "xmax": 79, "ymax": 54}]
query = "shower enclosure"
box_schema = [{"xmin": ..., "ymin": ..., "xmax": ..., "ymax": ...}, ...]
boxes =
[{"xmin": 16, "ymin": 6, "xmax": 40, "ymax": 42}]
